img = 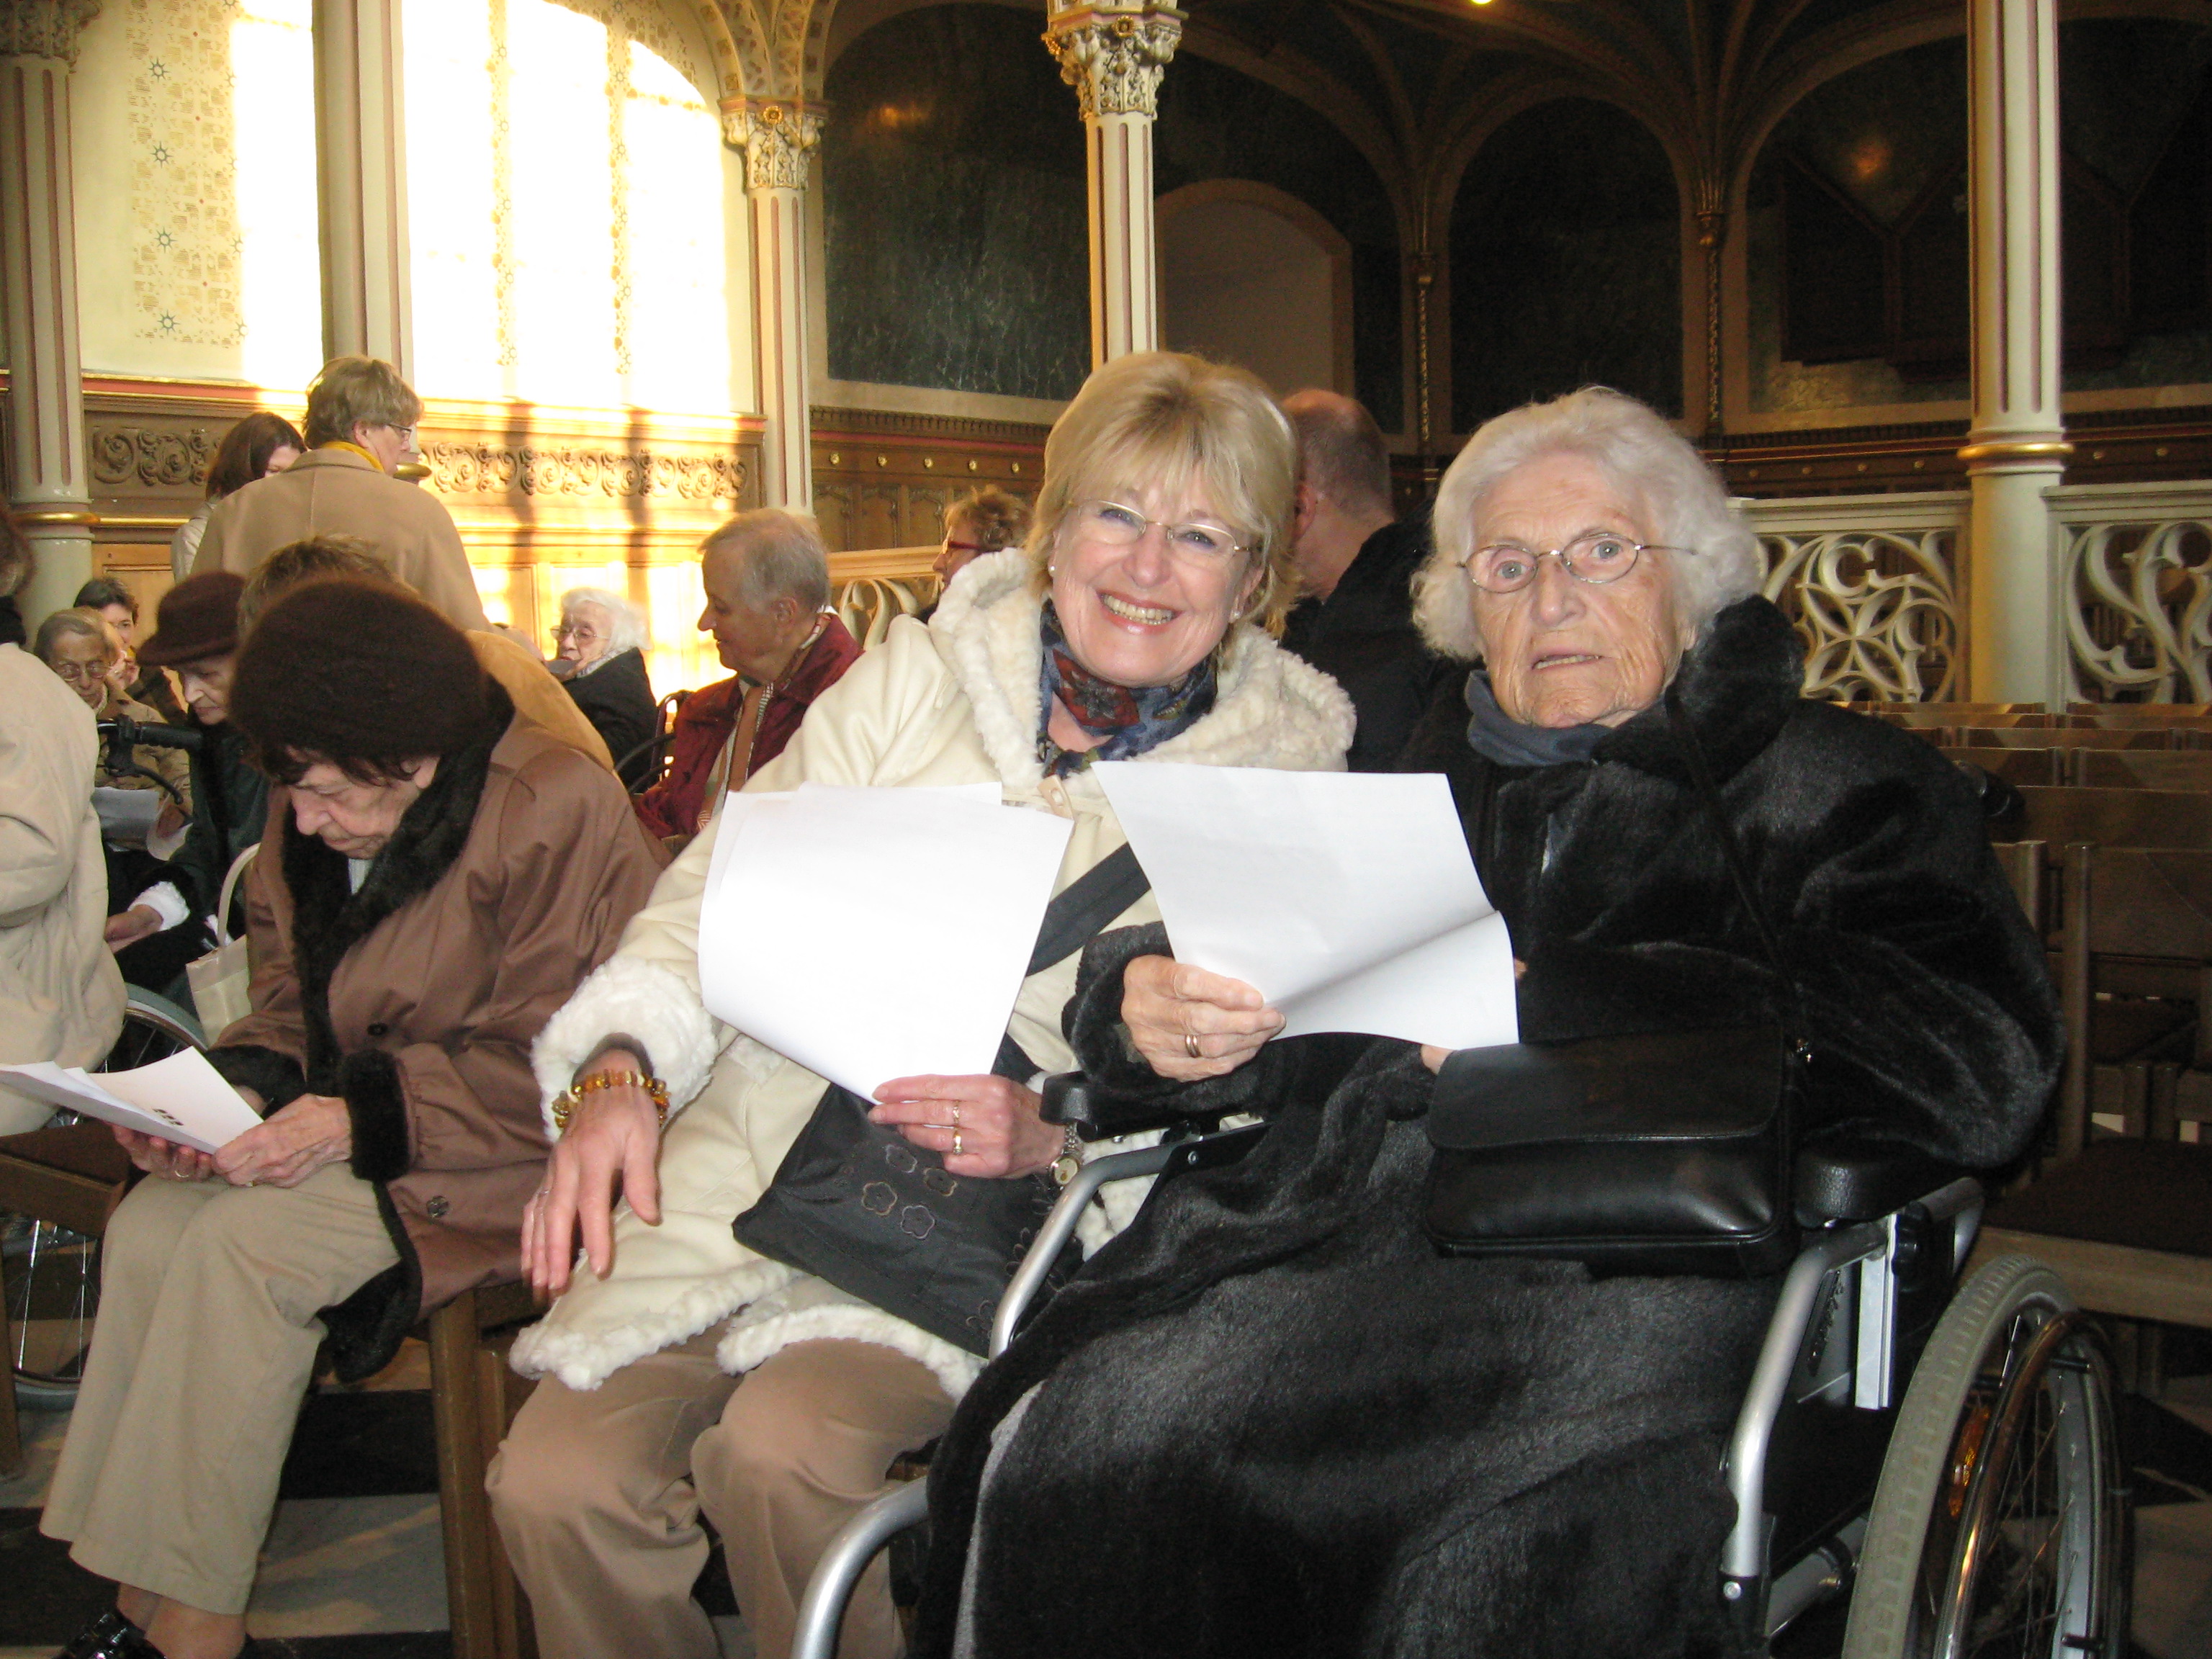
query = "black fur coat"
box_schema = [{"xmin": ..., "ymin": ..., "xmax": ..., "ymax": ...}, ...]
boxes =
[{"xmin": 911, "ymin": 597, "xmax": 2061, "ymax": 1659}]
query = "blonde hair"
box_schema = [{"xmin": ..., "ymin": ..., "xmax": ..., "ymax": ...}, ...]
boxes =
[
  {"xmin": 1026, "ymin": 352, "xmax": 1301, "ymax": 635},
  {"xmin": 303, "ymin": 356, "xmax": 423, "ymax": 449},
  {"xmin": 1413, "ymin": 386, "xmax": 1763, "ymax": 662}
]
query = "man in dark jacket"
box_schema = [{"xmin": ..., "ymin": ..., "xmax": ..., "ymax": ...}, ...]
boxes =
[
  {"xmin": 102, "ymin": 573, "xmax": 269, "ymax": 1001},
  {"xmin": 633, "ymin": 511, "xmax": 861, "ymax": 847},
  {"xmin": 1279, "ymin": 390, "xmax": 1458, "ymax": 772}
]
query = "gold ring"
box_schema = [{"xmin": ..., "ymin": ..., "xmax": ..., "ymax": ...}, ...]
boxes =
[
  {"xmin": 1185, "ymin": 1032, "xmax": 1202, "ymax": 1059},
  {"xmin": 952, "ymin": 1130, "xmax": 964, "ymax": 1156},
  {"xmin": 951, "ymin": 1102, "xmax": 961, "ymax": 1126}
]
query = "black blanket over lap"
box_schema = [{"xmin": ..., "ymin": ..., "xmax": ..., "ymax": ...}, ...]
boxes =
[{"xmin": 912, "ymin": 597, "xmax": 2063, "ymax": 1659}]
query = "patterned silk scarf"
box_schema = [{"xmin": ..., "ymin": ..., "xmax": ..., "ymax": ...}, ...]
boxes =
[{"xmin": 1035, "ymin": 600, "xmax": 1218, "ymax": 777}]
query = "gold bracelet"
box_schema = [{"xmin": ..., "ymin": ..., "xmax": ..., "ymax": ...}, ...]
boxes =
[{"xmin": 552, "ymin": 1069, "xmax": 670, "ymax": 1136}]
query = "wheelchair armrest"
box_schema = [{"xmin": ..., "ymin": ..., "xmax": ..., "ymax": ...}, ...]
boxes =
[
  {"xmin": 1040, "ymin": 1070, "xmax": 1247, "ymax": 1140},
  {"xmin": 1794, "ymin": 1137, "xmax": 1966, "ymax": 1224}
]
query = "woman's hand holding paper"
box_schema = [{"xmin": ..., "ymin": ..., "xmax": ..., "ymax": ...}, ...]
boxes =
[
  {"xmin": 213, "ymin": 1094, "xmax": 353, "ymax": 1188},
  {"xmin": 1123, "ymin": 954, "xmax": 1283, "ymax": 1081},
  {"xmin": 871, "ymin": 1074, "xmax": 1060, "ymax": 1179},
  {"xmin": 112, "ymin": 1083, "xmax": 267, "ymax": 1181}
]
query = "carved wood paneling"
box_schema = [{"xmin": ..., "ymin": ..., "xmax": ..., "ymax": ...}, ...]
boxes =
[{"xmin": 810, "ymin": 405, "xmax": 1047, "ymax": 552}]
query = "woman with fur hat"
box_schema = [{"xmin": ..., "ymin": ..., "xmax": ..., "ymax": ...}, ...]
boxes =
[
  {"xmin": 488, "ymin": 352, "xmax": 1354, "ymax": 1659},
  {"xmin": 40, "ymin": 580, "xmax": 664, "ymax": 1659}
]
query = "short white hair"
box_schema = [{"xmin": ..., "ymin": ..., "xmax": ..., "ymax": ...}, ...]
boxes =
[
  {"xmin": 557, "ymin": 586, "xmax": 648, "ymax": 658},
  {"xmin": 1412, "ymin": 387, "xmax": 1762, "ymax": 662}
]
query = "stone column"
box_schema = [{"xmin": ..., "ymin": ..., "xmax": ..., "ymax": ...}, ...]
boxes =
[
  {"xmin": 314, "ymin": 0, "xmax": 411, "ymax": 372},
  {"xmin": 1, "ymin": 1, "xmax": 100, "ymax": 625},
  {"xmin": 725, "ymin": 98, "xmax": 823, "ymax": 511},
  {"xmin": 1046, "ymin": 3, "xmax": 1182, "ymax": 366},
  {"xmin": 1962, "ymin": 0, "xmax": 2069, "ymax": 702}
]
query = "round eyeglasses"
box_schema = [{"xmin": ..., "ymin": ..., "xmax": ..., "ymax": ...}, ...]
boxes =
[
  {"xmin": 1071, "ymin": 500, "xmax": 1248, "ymax": 561},
  {"xmin": 1462, "ymin": 531, "xmax": 1684, "ymax": 595}
]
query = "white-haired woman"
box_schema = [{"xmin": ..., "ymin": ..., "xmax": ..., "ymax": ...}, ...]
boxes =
[
  {"xmin": 487, "ymin": 353, "xmax": 1352, "ymax": 1659},
  {"xmin": 550, "ymin": 586, "xmax": 658, "ymax": 788},
  {"xmin": 908, "ymin": 387, "xmax": 2062, "ymax": 1658}
]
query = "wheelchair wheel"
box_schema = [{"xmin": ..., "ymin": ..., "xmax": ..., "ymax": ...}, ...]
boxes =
[
  {"xmin": 6, "ymin": 992, "xmax": 207, "ymax": 1408},
  {"xmin": 1842, "ymin": 1254, "xmax": 2128, "ymax": 1659}
]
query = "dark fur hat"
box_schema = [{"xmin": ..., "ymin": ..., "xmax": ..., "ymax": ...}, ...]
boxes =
[{"xmin": 232, "ymin": 577, "xmax": 492, "ymax": 782}]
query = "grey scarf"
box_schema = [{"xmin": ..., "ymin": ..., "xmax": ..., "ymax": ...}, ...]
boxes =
[{"xmin": 1462, "ymin": 670, "xmax": 1610, "ymax": 768}]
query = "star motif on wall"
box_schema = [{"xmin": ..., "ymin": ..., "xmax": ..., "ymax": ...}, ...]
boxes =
[
  {"xmin": 149, "ymin": 61, "xmax": 168, "ymax": 79},
  {"xmin": 158, "ymin": 314, "xmax": 177, "ymax": 333},
  {"xmin": 151, "ymin": 143, "xmax": 171, "ymax": 164},
  {"xmin": 156, "ymin": 229, "xmax": 174, "ymax": 248}
]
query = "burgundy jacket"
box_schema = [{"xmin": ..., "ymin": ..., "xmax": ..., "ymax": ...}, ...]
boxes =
[{"xmin": 633, "ymin": 615, "xmax": 862, "ymax": 840}]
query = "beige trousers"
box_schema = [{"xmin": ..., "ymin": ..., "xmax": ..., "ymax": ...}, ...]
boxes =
[
  {"xmin": 40, "ymin": 1164, "xmax": 398, "ymax": 1614},
  {"xmin": 489, "ymin": 1334, "xmax": 954, "ymax": 1659}
]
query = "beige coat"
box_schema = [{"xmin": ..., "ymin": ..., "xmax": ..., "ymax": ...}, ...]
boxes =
[
  {"xmin": 513, "ymin": 549, "xmax": 1355, "ymax": 1399},
  {"xmin": 192, "ymin": 446, "xmax": 490, "ymax": 631},
  {"xmin": 0, "ymin": 644, "xmax": 127, "ymax": 1133}
]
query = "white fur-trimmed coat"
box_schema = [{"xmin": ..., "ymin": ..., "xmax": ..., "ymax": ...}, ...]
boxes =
[{"xmin": 511, "ymin": 550, "xmax": 1354, "ymax": 1400}]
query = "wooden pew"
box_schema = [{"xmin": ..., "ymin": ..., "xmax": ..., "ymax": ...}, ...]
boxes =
[{"xmin": 1998, "ymin": 787, "xmax": 2212, "ymax": 850}]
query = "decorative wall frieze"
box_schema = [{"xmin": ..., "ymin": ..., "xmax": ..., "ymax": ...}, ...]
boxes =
[
  {"xmin": 1045, "ymin": 4, "xmax": 1183, "ymax": 120},
  {"xmin": 421, "ymin": 441, "xmax": 748, "ymax": 504},
  {"xmin": 89, "ymin": 423, "xmax": 217, "ymax": 491},
  {"xmin": 719, "ymin": 96, "xmax": 824, "ymax": 192},
  {"xmin": 0, "ymin": 0, "xmax": 102, "ymax": 64}
]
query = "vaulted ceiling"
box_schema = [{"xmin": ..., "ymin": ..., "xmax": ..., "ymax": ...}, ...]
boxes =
[{"xmin": 1175, "ymin": 0, "xmax": 2212, "ymax": 245}]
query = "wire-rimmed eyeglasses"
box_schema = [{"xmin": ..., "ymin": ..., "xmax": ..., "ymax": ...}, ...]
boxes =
[
  {"xmin": 1460, "ymin": 531, "xmax": 1687, "ymax": 595},
  {"xmin": 1071, "ymin": 500, "xmax": 1249, "ymax": 561}
]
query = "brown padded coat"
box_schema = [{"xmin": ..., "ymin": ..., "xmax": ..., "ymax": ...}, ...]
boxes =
[
  {"xmin": 210, "ymin": 701, "xmax": 663, "ymax": 1377},
  {"xmin": 192, "ymin": 446, "xmax": 490, "ymax": 631}
]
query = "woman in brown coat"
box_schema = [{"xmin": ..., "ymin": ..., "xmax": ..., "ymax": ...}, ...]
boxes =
[{"xmin": 40, "ymin": 580, "xmax": 665, "ymax": 1659}]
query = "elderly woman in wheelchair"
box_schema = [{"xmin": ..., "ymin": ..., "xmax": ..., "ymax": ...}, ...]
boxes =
[{"xmin": 884, "ymin": 389, "xmax": 2081, "ymax": 1659}]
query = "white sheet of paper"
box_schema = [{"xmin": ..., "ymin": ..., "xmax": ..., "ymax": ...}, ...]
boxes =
[
  {"xmin": 0, "ymin": 1048, "xmax": 264, "ymax": 1154},
  {"xmin": 92, "ymin": 786, "xmax": 163, "ymax": 844},
  {"xmin": 698, "ymin": 783, "xmax": 1071, "ymax": 1097},
  {"xmin": 1093, "ymin": 764, "xmax": 1519, "ymax": 1051}
]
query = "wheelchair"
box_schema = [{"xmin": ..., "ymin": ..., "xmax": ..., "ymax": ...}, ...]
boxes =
[
  {"xmin": 4, "ymin": 989, "xmax": 207, "ymax": 1408},
  {"xmin": 792, "ymin": 1083, "xmax": 2131, "ymax": 1659}
]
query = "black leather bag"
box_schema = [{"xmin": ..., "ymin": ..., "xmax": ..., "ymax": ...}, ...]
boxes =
[
  {"xmin": 1421, "ymin": 697, "xmax": 1808, "ymax": 1278},
  {"xmin": 732, "ymin": 845, "xmax": 1150, "ymax": 1355}
]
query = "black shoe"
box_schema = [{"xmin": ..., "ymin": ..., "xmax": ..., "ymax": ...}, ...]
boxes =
[{"xmin": 55, "ymin": 1609, "xmax": 163, "ymax": 1659}]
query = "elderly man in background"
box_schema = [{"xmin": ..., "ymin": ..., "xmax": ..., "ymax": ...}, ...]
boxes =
[
  {"xmin": 1, "ymin": 512, "xmax": 127, "ymax": 1136},
  {"xmin": 1279, "ymin": 389, "xmax": 1455, "ymax": 771},
  {"xmin": 551, "ymin": 586, "xmax": 659, "ymax": 787},
  {"xmin": 192, "ymin": 356, "xmax": 489, "ymax": 632},
  {"xmin": 631, "ymin": 511, "xmax": 861, "ymax": 847},
  {"xmin": 235, "ymin": 536, "xmax": 616, "ymax": 773}
]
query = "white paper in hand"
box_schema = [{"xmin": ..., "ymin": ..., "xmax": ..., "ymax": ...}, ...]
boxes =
[
  {"xmin": 1093, "ymin": 764, "xmax": 1518, "ymax": 1050},
  {"xmin": 697, "ymin": 783, "xmax": 1073, "ymax": 1097},
  {"xmin": 0, "ymin": 1047, "xmax": 264, "ymax": 1154}
]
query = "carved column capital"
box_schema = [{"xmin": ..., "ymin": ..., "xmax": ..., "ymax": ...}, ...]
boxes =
[
  {"xmin": 1046, "ymin": 4, "xmax": 1184, "ymax": 120},
  {"xmin": 720, "ymin": 96, "xmax": 825, "ymax": 193},
  {"xmin": 0, "ymin": 0, "xmax": 102, "ymax": 64}
]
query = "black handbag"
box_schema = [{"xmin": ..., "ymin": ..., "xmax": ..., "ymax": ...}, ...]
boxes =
[
  {"xmin": 1421, "ymin": 696, "xmax": 1809, "ymax": 1278},
  {"xmin": 732, "ymin": 844, "xmax": 1151, "ymax": 1354}
]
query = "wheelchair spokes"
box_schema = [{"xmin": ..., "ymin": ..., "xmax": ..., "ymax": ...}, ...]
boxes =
[
  {"xmin": 1917, "ymin": 1308, "xmax": 2126, "ymax": 1659},
  {"xmin": 4, "ymin": 1218, "xmax": 101, "ymax": 1407}
]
